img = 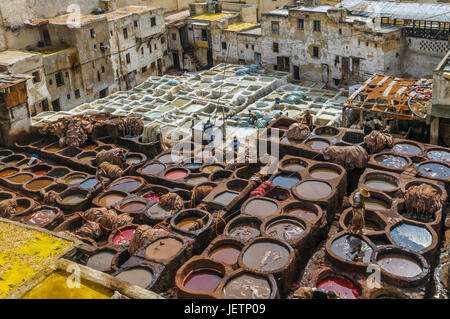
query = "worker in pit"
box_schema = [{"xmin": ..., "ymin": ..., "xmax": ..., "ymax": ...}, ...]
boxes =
[
  {"xmin": 249, "ymin": 113, "xmax": 257, "ymax": 125},
  {"xmin": 350, "ymin": 188, "xmax": 370, "ymax": 234},
  {"xmin": 203, "ymin": 119, "xmax": 214, "ymax": 144},
  {"xmin": 302, "ymin": 109, "xmax": 314, "ymax": 131},
  {"xmin": 231, "ymin": 136, "xmax": 240, "ymax": 153}
]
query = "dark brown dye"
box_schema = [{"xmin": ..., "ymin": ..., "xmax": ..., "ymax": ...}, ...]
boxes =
[
  {"xmin": 120, "ymin": 201, "xmax": 146, "ymax": 213},
  {"xmin": 244, "ymin": 199, "xmax": 278, "ymax": 218},
  {"xmin": 295, "ymin": 181, "xmax": 332, "ymax": 199},
  {"xmin": 364, "ymin": 177, "xmax": 397, "ymax": 191},
  {"xmin": 242, "ymin": 242, "xmax": 290, "ymax": 271},
  {"xmin": 285, "ymin": 207, "xmax": 317, "ymax": 221},
  {"xmin": 177, "ymin": 217, "xmax": 203, "ymax": 231},
  {"xmin": 183, "ymin": 269, "xmax": 223, "ymax": 291},
  {"xmin": 145, "ymin": 238, "xmax": 183, "ymax": 262},
  {"xmin": 222, "ymin": 274, "xmax": 271, "ymax": 299},
  {"xmin": 305, "ymin": 139, "xmax": 330, "ymax": 150},
  {"xmin": 209, "ymin": 245, "xmax": 241, "ymax": 265},
  {"xmin": 229, "ymin": 225, "xmax": 260, "ymax": 241},
  {"xmin": 266, "ymin": 219, "xmax": 304, "ymax": 241},
  {"xmin": 115, "ymin": 267, "xmax": 153, "ymax": 288}
]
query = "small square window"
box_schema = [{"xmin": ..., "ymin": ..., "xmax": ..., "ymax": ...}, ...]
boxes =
[
  {"xmin": 90, "ymin": 29, "xmax": 95, "ymax": 38},
  {"xmin": 271, "ymin": 22, "xmax": 279, "ymax": 34},
  {"xmin": 55, "ymin": 72, "xmax": 64, "ymax": 87},
  {"xmin": 134, "ymin": 21, "xmax": 138, "ymax": 27},
  {"xmin": 172, "ymin": 33, "xmax": 176, "ymax": 40},
  {"xmin": 65, "ymin": 72, "xmax": 69, "ymax": 77},
  {"xmin": 339, "ymin": 28, "xmax": 342, "ymax": 35},
  {"xmin": 246, "ymin": 44, "xmax": 248, "ymax": 49},
  {"xmin": 67, "ymin": 94, "xmax": 71, "ymax": 100},
  {"xmin": 142, "ymin": 66, "xmax": 147, "ymax": 73},
  {"xmin": 102, "ymin": 66, "xmax": 105, "ymax": 73}
]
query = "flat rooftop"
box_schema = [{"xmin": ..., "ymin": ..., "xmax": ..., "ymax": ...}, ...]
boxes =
[
  {"xmin": 0, "ymin": 50, "xmax": 40, "ymax": 66},
  {"xmin": 191, "ymin": 12, "xmax": 235, "ymax": 21},
  {"xmin": 225, "ymin": 23, "xmax": 257, "ymax": 32}
]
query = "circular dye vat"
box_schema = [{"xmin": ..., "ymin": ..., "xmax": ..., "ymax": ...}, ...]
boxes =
[
  {"xmin": 126, "ymin": 156, "xmax": 142, "ymax": 165},
  {"xmin": 25, "ymin": 209, "xmax": 57, "ymax": 227},
  {"xmin": 330, "ymin": 235, "xmax": 373, "ymax": 263},
  {"xmin": 16, "ymin": 201, "xmax": 31, "ymax": 213},
  {"xmin": 83, "ymin": 144, "xmax": 97, "ymax": 151},
  {"xmin": 32, "ymin": 169, "xmax": 49, "ymax": 176},
  {"xmin": 141, "ymin": 163, "xmax": 166, "ymax": 175},
  {"xmin": 201, "ymin": 165, "xmax": 222, "ymax": 174},
  {"xmin": 229, "ymin": 225, "xmax": 260, "ymax": 241},
  {"xmin": 147, "ymin": 204, "xmax": 171, "ymax": 218},
  {"xmin": 222, "ymin": 274, "xmax": 271, "ymax": 299},
  {"xmin": 427, "ymin": 149, "xmax": 450, "ymax": 162},
  {"xmin": 214, "ymin": 191, "xmax": 238, "ymax": 206},
  {"xmin": 145, "ymin": 238, "xmax": 183, "ymax": 262},
  {"xmin": 186, "ymin": 176, "xmax": 208, "ymax": 185},
  {"xmin": 295, "ymin": 181, "xmax": 332, "ymax": 200},
  {"xmin": 364, "ymin": 198, "xmax": 390, "ymax": 211},
  {"xmin": 165, "ymin": 169, "xmax": 188, "ymax": 180},
  {"xmin": 393, "ymin": 143, "xmax": 422, "ymax": 156},
  {"xmin": 309, "ymin": 168, "xmax": 340, "ymax": 180},
  {"xmin": 377, "ymin": 253, "xmax": 423, "ymax": 278},
  {"xmin": 113, "ymin": 228, "xmax": 136, "ymax": 245},
  {"xmin": 26, "ymin": 178, "xmax": 53, "ymax": 191},
  {"xmin": 62, "ymin": 193, "xmax": 85, "ymax": 204},
  {"xmin": 143, "ymin": 192, "xmax": 161, "ymax": 201},
  {"xmin": 0, "ymin": 169, "xmax": 19, "ymax": 177},
  {"xmin": 282, "ymin": 160, "xmax": 306, "ymax": 171},
  {"xmin": 120, "ymin": 201, "xmax": 146, "ymax": 213},
  {"xmin": 375, "ymin": 154, "xmax": 408, "ymax": 169},
  {"xmin": 364, "ymin": 176, "xmax": 398, "ymax": 191},
  {"xmin": 157, "ymin": 153, "xmax": 181, "ymax": 163},
  {"xmin": 184, "ymin": 162, "xmax": 203, "ymax": 169},
  {"xmin": 390, "ymin": 223, "xmax": 432, "ymax": 252},
  {"xmin": 317, "ymin": 277, "xmax": 360, "ymax": 299},
  {"xmin": 244, "ymin": 199, "xmax": 278, "ymax": 218},
  {"xmin": 80, "ymin": 178, "xmax": 98, "ymax": 190},
  {"xmin": 418, "ymin": 162, "xmax": 450, "ymax": 179},
  {"xmin": 242, "ymin": 241, "xmax": 290, "ymax": 271},
  {"xmin": 266, "ymin": 218, "xmax": 304, "ymax": 240},
  {"xmin": 108, "ymin": 177, "xmax": 142, "ymax": 192},
  {"xmin": 115, "ymin": 267, "xmax": 153, "ymax": 288},
  {"xmin": 64, "ymin": 174, "xmax": 87, "ymax": 185},
  {"xmin": 44, "ymin": 146, "xmax": 62, "ymax": 152},
  {"xmin": 285, "ymin": 207, "xmax": 317, "ymax": 222},
  {"xmin": 99, "ymin": 193, "xmax": 125, "ymax": 207},
  {"xmin": 305, "ymin": 139, "xmax": 330, "ymax": 150},
  {"xmin": 8, "ymin": 173, "xmax": 33, "ymax": 184},
  {"xmin": 209, "ymin": 245, "xmax": 241, "ymax": 265},
  {"xmin": 86, "ymin": 251, "xmax": 115, "ymax": 272},
  {"xmin": 272, "ymin": 174, "xmax": 300, "ymax": 189},
  {"xmin": 184, "ymin": 268, "xmax": 223, "ymax": 291},
  {"xmin": 177, "ymin": 217, "xmax": 204, "ymax": 231}
]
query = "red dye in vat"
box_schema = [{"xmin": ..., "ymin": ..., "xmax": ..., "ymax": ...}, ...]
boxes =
[
  {"xmin": 33, "ymin": 170, "xmax": 48, "ymax": 175},
  {"xmin": 165, "ymin": 170, "xmax": 187, "ymax": 180},
  {"xmin": 113, "ymin": 228, "xmax": 136, "ymax": 245},
  {"xmin": 183, "ymin": 268, "xmax": 223, "ymax": 291},
  {"xmin": 143, "ymin": 193, "xmax": 161, "ymax": 201},
  {"xmin": 317, "ymin": 276, "xmax": 360, "ymax": 299}
]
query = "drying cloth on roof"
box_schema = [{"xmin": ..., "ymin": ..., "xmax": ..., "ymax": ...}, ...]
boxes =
[
  {"xmin": 194, "ymin": 185, "xmax": 214, "ymax": 203},
  {"xmin": 159, "ymin": 193, "xmax": 184, "ymax": 212},
  {"xmin": 41, "ymin": 190, "xmax": 60, "ymax": 206},
  {"xmin": 128, "ymin": 225, "xmax": 171, "ymax": 255},
  {"xmin": 404, "ymin": 184, "xmax": 442, "ymax": 221},
  {"xmin": 364, "ymin": 130, "xmax": 393, "ymax": 153},
  {"xmin": 284, "ymin": 122, "xmax": 310, "ymax": 140},
  {"xmin": 323, "ymin": 145, "xmax": 368, "ymax": 170},
  {"xmin": 0, "ymin": 199, "xmax": 17, "ymax": 218}
]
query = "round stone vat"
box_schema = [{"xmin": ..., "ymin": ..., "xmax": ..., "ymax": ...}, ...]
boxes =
[
  {"xmin": 24, "ymin": 176, "xmax": 55, "ymax": 192},
  {"xmin": 0, "ymin": 167, "xmax": 20, "ymax": 178},
  {"xmin": 241, "ymin": 197, "xmax": 280, "ymax": 220},
  {"xmin": 201, "ymin": 163, "xmax": 225, "ymax": 175},
  {"xmin": 58, "ymin": 189, "xmax": 89, "ymax": 209},
  {"xmin": 374, "ymin": 153, "xmax": 410, "ymax": 169},
  {"xmin": 210, "ymin": 170, "xmax": 233, "ymax": 183},
  {"xmin": 0, "ymin": 191, "xmax": 14, "ymax": 201},
  {"xmin": 77, "ymin": 151, "xmax": 97, "ymax": 164},
  {"xmin": 279, "ymin": 157, "xmax": 308, "ymax": 172},
  {"xmin": 271, "ymin": 172, "xmax": 301, "ymax": 189},
  {"xmin": 176, "ymin": 256, "xmax": 230, "ymax": 298},
  {"xmin": 186, "ymin": 173, "xmax": 209, "ymax": 186},
  {"xmin": 224, "ymin": 216, "xmax": 262, "ymax": 242},
  {"xmin": 361, "ymin": 172, "xmax": 400, "ymax": 194},
  {"xmin": 21, "ymin": 206, "xmax": 63, "ymax": 230},
  {"xmin": 304, "ymin": 137, "xmax": 331, "ymax": 150},
  {"xmin": 1, "ymin": 154, "xmax": 26, "ymax": 165},
  {"xmin": 387, "ymin": 221, "xmax": 435, "ymax": 254},
  {"xmin": 171, "ymin": 209, "xmax": 212, "ymax": 238},
  {"xmin": 282, "ymin": 201, "xmax": 322, "ymax": 223},
  {"xmin": 117, "ymin": 197, "xmax": 149, "ymax": 220},
  {"xmin": 238, "ymin": 237, "xmax": 296, "ymax": 297},
  {"xmin": 315, "ymin": 275, "xmax": 361, "ymax": 299},
  {"xmin": 235, "ymin": 165, "xmax": 262, "ymax": 180},
  {"xmin": 14, "ymin": 197, "xmax": 35, "ymax": 217},
  {"xmin": 264, "ymin": 187, "xmax": 291, "ymax": 201},
  {"xmin": 86, "ymin": 248, "xmax": 118, "ymax": 273},
  {"xmin": 182, "ymin": 159, "xmax": 203, "ymax": 172},
  {"xmin": 64, "ymin": 173, "xmax": 88, "ymax": 186},
  {"xmin": 125, "ymin": 153, "xmax": 146, "ymax": 166},
  {"xmin": 219, "ymin": 269, "xmax": 279, "ymax": 299},
  {"xmin": 313, "ymin": 126, "xmax": 340, "ymax": 137},
  {"xmin": 43, "ymin": 143, "xmax": 63, "ymax": 153},
  {"xmin": 371, "ymin": 245, "xmax": 430, "ymax": 287},
  {"xmin": 326, "ymin": 232, "xmax": 376, "ymax": 270},
  {"xmin": 96, "ymin": 190, "xmax": 127, "ymax": 208},
  {"xmin": 0, "ymin": 149, "xmax": 13, "ymax": 158},
  {"xmin": 417, "ymin": 161, "xmax": 450, "ymax": 179},
  {"xmin": 392, "ymin": 142, "xmax": 423, "ymax": 157},
  {"xmin": 205, "ymin": 238, "xmax": 244, "ymax": 268},
  {"xmin": 293, "ymin": 180, "xmax": 333, "ymax": 201},
  {"xmin": 142, "ymin": 236, "xmax": 185, "ymax": 264},
  {"xmin": 26, "ymin": 164, "xmax": 52, "ymax": 176},
  {"xmin": 79, "ymin": 177, "xmax": 100, "ymax": 191},
  {"xmin": 226, "ymin": 179, "xmax": 248, "ymax": 192},
  {"xmin": 262, "ymin": 215, "xmax": 308, "ymax": 250},
  {"xmin": 156, "ymin": 151, "xmax": 182, "ymax": 164},
  {"xmin": 114, "ymin": 265, "xmax": 156, "ymax": 290},
  {"xmin": 7, "ymin": 173, "xmax": 34, "ymax": 184},
  {"xmin": 139, "ymin": 162, "xmax": 166, "ymax": 176},
  {"xmin": 308, "ymin": 163, "xmax": 342, "ymax": 181},
  {"xmin": 164, "ymin": 167, "xmax": 190, "ymax": 181},
  {"xmin": 109, "ymin": 225, "xmax": 138, "ymax": 247},
  {"xmin": 107, "ymin": 176, "xmax": 145, "ymax": 193},
  {"xmin": 339, "ymin": 208, "xmax": 387, "ymax": 235},
  {"xmin": 47, "ymin": 167, "xmax": 71, "ymax": 178},
  {"xmin": 426, "ymin": 148, "xmax": 450, "ymax": 163}
]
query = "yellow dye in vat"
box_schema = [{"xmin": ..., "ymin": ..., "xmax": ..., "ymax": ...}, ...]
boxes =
[
  {"xmin": 192, "ymin": 13, "xmax": 233, "ymax": 21},
  {"xmin": 0, "ymin": 222, "xmax": 73, "ymax": 298},
  {"xmin": 225, "ymin": 23, "xmax": 256, "ymax": 32},
  {"xmin": 22, "ymin": 272, "xmax": 113, "ymax": 299}
]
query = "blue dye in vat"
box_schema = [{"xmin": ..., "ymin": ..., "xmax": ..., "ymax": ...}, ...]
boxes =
[
  {"xmin": 80, "ymin": 178, "xmax": 98, "ymax": 190},
  {"xmin": 272, "ymin": 174, "xmax": 300, "ymax": 189},
  {"xmin": 390, "ymin": 223, "xmax": 432, "ymax": 252},
  {"xmin": 418, "ymin": 163, "xmax": 450, "ymax": 179}
]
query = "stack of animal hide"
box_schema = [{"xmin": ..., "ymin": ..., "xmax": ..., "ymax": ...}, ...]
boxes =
[
  {"xmin": 322, "ymin": 145, "xmax": 368, "ymax": 170},
  {"xmin": 364, "ymin": 130, "xmax": 394, "ymax": 153},
  {"xmin": 404, "ymin": 184, "xmax": 442, "ymax": 221}
]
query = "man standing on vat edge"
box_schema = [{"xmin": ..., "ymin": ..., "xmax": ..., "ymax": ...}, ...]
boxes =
[{"xmin": 349, "ymin": 188, "xmax": 370, "ymax": 234}]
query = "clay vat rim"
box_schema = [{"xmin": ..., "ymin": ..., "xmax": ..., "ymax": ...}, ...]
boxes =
[
  {"xmin": 303, "ymin": 136, "xmax": 332, "ymax": 150},
  {"xmin": 348, "ymin": 189, "xmax": 393, "ymax": 210},
  {"xmin": 261, "ymin": 214, "xmax": 311, "ymax": 244},
  {"xmin": 361, "ymin": 172, "xmax": 400, "ymax": 192},
  {"xmin": 307, "ymin": 163, "xmax": 344, "ymax": 180},
  {"xmin": 1, "ymin": 154, "xmax": 26, "ymax": 164},
  {"xmin": 240, "ymin": 196, "xmax": 281, "ymax": 220},
  {"xmin": 281, "ymin": 201, "xmax": 323, "ymax": 223},
  {"xmin": 339, "ymin": 207, "xmax": 388, "ymax": 236},
  {"xmin": 6, "ymin": 172, "xmax": 34, "ymax": 184},
  {"xmin": 24, "ymin": 176, "xmax": 55, "ymax": 191},
  {"xmin": 279, "ymin": 157, "xmax": 309, "ymax": 171},
  {"xmin": 392, "ymin": 141, "xmax": 424, "ymax": 156},
  {"xmin": 312, "ymin": 125, "xmax": 341, "ymax": 137},
  {"xmin": 292, "ymin": 179, "xmax": 334, "ymax": 202},
  {"xmin": 416, "ymin": 160, "xmax": 450, "ymax": 181},
  {"xmin": 224, "ymin": 215, "xmax": 263, "ymax": 238},
  {"xmin": 385, "ymin": 220, "xmax": 438, "ymax": 255},
  {"xmin": 140, "ymin": 236, "xmax": 185, "ymax": 263},
  {"xmin": 171, "ymin": 209, "xmax": 212, "ymax": 235}
]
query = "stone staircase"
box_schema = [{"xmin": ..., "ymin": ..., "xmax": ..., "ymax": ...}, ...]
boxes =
[{"xmin": 184, "ymin": 48, "xmax": 203, "ymax": 71}]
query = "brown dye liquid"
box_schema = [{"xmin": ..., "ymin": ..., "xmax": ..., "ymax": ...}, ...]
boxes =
[
  {"xmin": 364, "ymin": 198, "xmax": 389, "ymax": 211},
  {"xmin": 16, "ymin": 203, "xmax": 30, "ymax": 213},
  {"xmin": 45, "ymin": 146, "xmax": 62, "ymax": 152},
  {"xmin": 209, "ymin": 245, "xmax": 241, "ymax": 265},
  {"xmin": 145, "ymin": 238, "xmax": 183, "ymax": 262},
  {"xmin": 115, "ymin": 267, "xmax": 153, "ymax": 288},
  {"xmin": 25, "ymin": 209, "xmax": 57, "ymax": 226},
  {"xmin": 0, "ymin": 169, "xmax": 18, "ymax": 177},
  {"xmin": 79, "ymin": 156, "xmax": 95, "ymax": 163},
  {"xmin": 229, "ymin": 225, "xmax": 260, "ymax": 241},
  {"xmin": 285, "ymin": 207, "xmax": 317, "ymax": 221},
  {"xmin": 183, "ymin": 269, "xmax": 223, "ymax": 291},
  {"xmin": 222, "ymin": 274, "xmax": 271, "ymax": 299},
  {"xmin": 177, "ymin": 217, "xmax": 203, "ymax": 231},
  {"xmin": 282, "ymin": 161, "xmax": 306, "ymax": 171},
  {"xmin": 242, "ymin": 242, "xmax": 290, "ymax": 271},
  {"xmin": 309, "ymin": 168, "xmax": 339, "ymax": 180},
  {"xmin": 306, "ymin": 139, "xmax": 330, "ymax": 150},
  {"xmin": 99, "ymin": 194, "xmax": 125, "ymax": 206},
  {"xmin": 147, "ymin": 204, "xmax": 171, "ymax": 218},
  {"xmin": 65, "ymin": 175, "xmax": 86, "ymax": 184},
  {"xmin": 244, "ymin": 199, "xmax": 278, "ymax": 218},
  {"xmin": 83, "ymin": 145, "xmax": 97, "ymax": 151},
  {"xmin": 8, "ymin": 174, "xmax": 33, "ymax": 183},
  {"xmin": 26, "ymin": 178, "xmax": 53, "ymax": 190},
  {"xmin": 377, "ymin": 253, "xmax": 422, "ymax": 277},
  {"xmin": 295, "ymin": 181, "xmax": 332, "ymax": 199},
  {"xmin": 364, "ymin": 178, "xmax": 397, "ymax": 191},
  {"xmin": 266, "ymin": 219, "xmax": 304, "ymax": 241},
  {"xmin": 62, "ymin": 194, "xmax": 85, "ymax": 204},
  {"xmin": 120, "ymin": 201, "xmax": 146, "ymax": 212}
]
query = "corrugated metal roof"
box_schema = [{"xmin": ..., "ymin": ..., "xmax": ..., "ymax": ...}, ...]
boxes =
[{"xmin": 338, "ymin": 0, "xmax": 450, "ymax": 23}]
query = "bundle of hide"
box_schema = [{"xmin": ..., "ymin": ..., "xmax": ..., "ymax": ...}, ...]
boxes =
[
  {"xmin": 322, "ymin": 145, "xmax": 368, "ymax": 170},
  {"xmin": 404, "ymin": 184, "xmax": 442, "ymax": 221},
  {"xmin": 364, "ymin": 130, "xmax": 393, "ymax": 153}
]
